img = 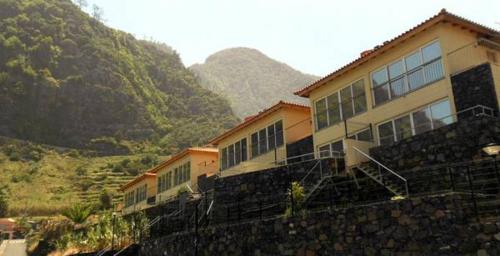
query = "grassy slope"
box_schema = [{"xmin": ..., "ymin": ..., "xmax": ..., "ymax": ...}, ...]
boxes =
[{"xmin": 0, "ymin": 138, "xmax": 166, "ymax": 216}]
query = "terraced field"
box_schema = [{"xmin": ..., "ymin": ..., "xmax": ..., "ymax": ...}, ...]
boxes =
[{"xmin": 0, "ymin": 138, "xmax": 166, "ymax": 216}]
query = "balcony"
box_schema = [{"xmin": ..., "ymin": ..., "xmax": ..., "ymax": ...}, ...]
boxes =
[{"xmin": 447, "ymin": 38, "xmax": 500, "ymax": 75}]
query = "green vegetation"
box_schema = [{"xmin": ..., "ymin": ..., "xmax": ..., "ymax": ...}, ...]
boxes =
[
  {"xmin": 61, "ymin": 204, "xmax": 93, "ymax": 224},
  {"xmin": 0, "ymin": 137, "xmax": 167, "ymax": 216},
  {"xmin": 285, "ymin": 182, "xmax": 305, "ymax": 218},
  {"xmin": 26, "ymin": 209, "xmax": 148, "ymax": 255},
  {"xmin": 190, "ymin": 47, "xmax": 318, "ymax": 118},
  {"xmin": 0, "ymin": 187, "xmax": 8, "ymax": 217},
  {"xmin": 0, "ymin": 0, "xmax": 238, "ymax": 155}
]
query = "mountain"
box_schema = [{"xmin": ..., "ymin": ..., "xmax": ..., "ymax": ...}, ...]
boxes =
[
  {"xmin": 190, "ymin": 48, "xmax": 319, "ymax": 118},
  {"xmin": 0, "ymin": 0, "xmax": 239, "ymax": 155}
]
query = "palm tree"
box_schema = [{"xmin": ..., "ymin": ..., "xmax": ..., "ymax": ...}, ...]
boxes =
[{"xmin": 62, "ymin": 204, "xmax": 94, "ymax": 225}]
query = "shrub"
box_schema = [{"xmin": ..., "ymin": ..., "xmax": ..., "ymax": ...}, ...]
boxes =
[
  {"xmin": 61, "ymin": 204, "xmax": 94, "ymax": 224},
  {"xmin": 75, "ymin": 166, "xmax": 87, "ymax": 176},
  {"xmin": 99, "ymin": 190, "xmax": 113, "ymax": 210}
]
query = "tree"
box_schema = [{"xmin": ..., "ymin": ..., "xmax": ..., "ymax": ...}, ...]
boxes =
[
  {"xmin": 74, "ymin": 0, "xmax": 88, "ymax": 9},
  {"xmin": 62, "ymin": 204, "xmax": 93, "ymax": 225},
  {"xmin": 92, "ymin": 4, "xmax": 104, "ymax": 22},
  {"xmin": 99, "ymin": 190, "xmax": 113, "ymax": 210},
  {"xmin": 0, "ymin": 189, "xmax": 8, "ymax": 217}
]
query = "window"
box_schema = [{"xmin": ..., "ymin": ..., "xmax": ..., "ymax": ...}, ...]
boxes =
[
  {"xmin": 250, "ymin": 120, "xmax": 284, "ymax": 158},
  {"xmin": 349, "ymin": 128, "xmax": 372, "ymax": 142},
  {"xmin": 221, "ymin": 138, "xmax": 248, "ymax": 171},
  {"xmin": 314, "ymin": 79, "xmax": 366, "ymax": 130},
  {"xmin": 318, "ymin": 140, "xmax": 344, "ymax": 158},
  {"xmin": 221, "ymin": 148, "xmax": 227, "ymax": 170},
  {"xmin": 125, "ymin": 191, "xmax": 135, "ymax": 207},
  {"xmin": 378, "ymin": 99, "xmax": 452, "ymax": 145},
  {"xmin": 136, "ymin": 184, "xmax": 147, "ymax": 203},
  {"xmin": 171, "ymin": 162, "xmax": 191, "ymax": 185},
  {"xmin": 371, "ymin": 41, "xmax": 444, "ymax": 105},
  {"xmin": 315, "ymin": 99, "xmax": 328, "ymax": 130}
]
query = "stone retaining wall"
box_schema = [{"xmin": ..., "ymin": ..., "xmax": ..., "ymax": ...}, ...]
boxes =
[
  {"xmin": 140, "ymin": 193, "xmax": 500, "ymax": 256},
  {"xmin": 370, "ymin": 116, "xmax": 500, "ymax": 171}
]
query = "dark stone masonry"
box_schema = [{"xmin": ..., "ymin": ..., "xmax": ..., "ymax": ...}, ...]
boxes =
[
  {"xmin": 451, "ymin": 63, "xmax": 498, "ymax": 116},
  {"xmin": 140, "ymin": 193, "xmax": 500, "ymax": 256},
  {"xmin": 370, "ymin": 116, "xmax": 500, "ymax": 171}
]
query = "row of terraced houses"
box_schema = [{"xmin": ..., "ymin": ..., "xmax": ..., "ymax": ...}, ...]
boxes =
[{"xmin": 119, "ymin": 10, "xmax": 500, "ymax": 218}]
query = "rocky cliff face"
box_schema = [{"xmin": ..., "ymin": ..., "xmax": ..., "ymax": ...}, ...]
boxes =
[{"xmin": 190, "ymin": 47, "xmax": 318, "ymax": 118}]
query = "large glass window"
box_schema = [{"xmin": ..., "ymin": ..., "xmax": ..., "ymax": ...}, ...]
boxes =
[
  {"xmin": 315, "ymin": 99, "xmax": 328, "ymax": 130},
  {"xmin": 250, "ymin": 120, "xmax": 284, "ymax": 158},
  {"xmin": 371, "ymin": 41, "xmax": 444, "ymax": 105},
  {"xmin": 378, "ymin": 99, "xmax": 452, "ymax": 145},
  {"xmin": 314, "ymin": 79, "xmax": 366, "ymax": 130},
  {"xmin": 318, "ymin": 140, "xmax": 344, "ymax": 158},
  {"xmin": 221, "ymin": 138, "xmax": 248, "ymax": 171},
  {"xmin": 135, "ymin": 184, "xmax": 147, "ymax": 203},
  {"xmin": 125, "ymin": 191, "xmax": 135, "ymax": 207}
]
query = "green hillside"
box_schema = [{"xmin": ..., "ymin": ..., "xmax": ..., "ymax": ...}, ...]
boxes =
[
  {"xmin": 0, "ymin": 137, "xmax": 166, "ymax": 216},
  {"xmin": 0, "ymin": 0, "xmax": 238, "ymax": 155},
  {"xmin": 190, "ymin": 47, "xmax": 318, "ymax": 118}
]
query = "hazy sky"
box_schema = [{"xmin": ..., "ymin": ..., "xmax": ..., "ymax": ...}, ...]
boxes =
[{"xmin": 84, "ymin": 0, "xmax": 499, "ymax": 76}]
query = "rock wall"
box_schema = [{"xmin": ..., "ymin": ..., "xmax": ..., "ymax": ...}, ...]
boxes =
[
  {"xmin": 370, "ymin": 116, "xmax": 500, "ymax": 171},
  {"xmin": 451, "ymin": 63, "xmax": 498, "ymax": 115},
  {"xmin": 140, "ymin": 193, "xmax": 500, "ymax": 256}
]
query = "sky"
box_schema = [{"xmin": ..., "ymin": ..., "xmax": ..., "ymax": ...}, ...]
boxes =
[{"xmin": 84, "ymin": 0, "xmax": 500, "ymax": 76}]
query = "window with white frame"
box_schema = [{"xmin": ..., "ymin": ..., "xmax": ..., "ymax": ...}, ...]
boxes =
[
  {"xmin": 377, "ymin": 99, "xmax": 453, "ymax": 145},
  {"xmin": 124, "ymin": 191, "xmax": 135, "ymax": 207},
  {"xmin": 318, "ymin": 140, "xmax": 344, "ymax": 158},
  {"xmin": 173, "ymin": 162, "xmax": 191, "ymax": 186},
  {"xmin": 250, "ymin": 120, "xmax": 284, "ymax": 158},
  {"xmin": 135, "ymin": 184, "xmax": 147, "ymax": 202},
  {"xmin": 314, "ymin": 79, "xmax": 366, "ymax": 131},
  {"xmin": 371, "ymin": 41, "xmax": 444, "ymax": 106},
  {"xmin": 347, "ymin": 128, "xmax": 373, "ymax": 142},
  {"xmin": 220, "ymin": 138, "xmax": 247, "ymax": 171},
  {"xmin": 158, "ymin": 171, "xmax": 172, "ymax": 193}
]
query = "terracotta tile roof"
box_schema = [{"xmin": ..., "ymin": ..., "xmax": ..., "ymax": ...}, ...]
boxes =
[
  {"xmin": 120, "ymin": 172, "xmax": 156, "ymax": 191},
  {"xmin": 294, "ymin": 9, "xmax": 500, "ymax": 97},
  {"xmin": 148, "ymin": 147, "xmax": 218, "ymax": 174},
  {"xmin": 208, "ymin": 101, "xmax": 310, "ymax": 145}
]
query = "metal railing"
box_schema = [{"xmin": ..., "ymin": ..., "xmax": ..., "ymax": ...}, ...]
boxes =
[
  {"xmin": 379, "ymin": 104, "xmax": 497, "ymax": 146},
  {"xmin": 352, "ymin": 146, "xmax": 409, "ymax": 198}
]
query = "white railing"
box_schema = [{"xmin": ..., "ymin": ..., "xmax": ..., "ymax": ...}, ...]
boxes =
[{"xmin": 352, "ymin": 146, "xmax": 409, "ymax": 198}]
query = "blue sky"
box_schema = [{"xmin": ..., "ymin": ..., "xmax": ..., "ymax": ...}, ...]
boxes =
[{"xmin": 84, "ymin": 0, "xmax": 499, "ymax": 76}]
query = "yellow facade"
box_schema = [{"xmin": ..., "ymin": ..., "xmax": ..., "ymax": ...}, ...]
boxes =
[
  {"xmin": 153, "ymin": 148, "xmax": 218, "ymax": 203},
  {"xmin": 210, "ymin": 102, "xmax": 311, "ymax": 177},
  {"xmin": 297, "ymin": 14, "xmax": 500, "ymax": 167},
  {"xmin": 121, "ymin": 173, "xmax": 156, "ymax": 215}
]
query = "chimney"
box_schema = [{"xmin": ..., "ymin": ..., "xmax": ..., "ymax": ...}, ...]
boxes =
[
  {"xmin": 244, "ymin": 115, "xmax": 256, "ymax": 122},
  {"xmin": 360, "ymin": 50, "xmax": 373, "ymax": 58}
]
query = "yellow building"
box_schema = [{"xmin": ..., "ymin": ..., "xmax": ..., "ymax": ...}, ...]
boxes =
[
  {"xmin": 120, "ymin": 172, "xmax": 156, "ymax": 215},
  {"xmin": 151, "ymin": 147, "xmax": 218, "ymax": 203},
  {"xmin": 295, "ymin": 9, "xmax": 500, "ymax": 168},
  {"xmin": 209, "ymin": 101, "xmax": 312, "ymax": 177}
]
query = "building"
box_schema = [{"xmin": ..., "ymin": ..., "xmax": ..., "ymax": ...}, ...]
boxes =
[
  {"xmin": 0, "ymin": 218, "xmax": 16, "ymax": 240},
  {"xmin": 120, "ymin": 172, "xmax": 157, "ymax": 215},
  {"xmin": 150, "ymin": 147, "xmax": 218, "ymax": 204},
  {"xmin": 295, "ymin": 9, "xmax": 500, "ymax": 168},
  {"xmin": 209, "ymin": 101, "xmax": 312, "ymax": 177}
]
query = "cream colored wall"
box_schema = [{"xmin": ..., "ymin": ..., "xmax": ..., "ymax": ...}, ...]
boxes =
[
  {"xmin": 217, "ymin": 109, "xmax": 286, "ymax": 174},
  {"xmin": 121, "ymin": 177, "xmax": 155, "ymax": 215},
  {"xmin": 155, "ymin": 154, "xmax": 192, "ymax": 203},
  {"xmin": 283, "ymin": 109, "xmax": 312, "ymax": 142},
  {"xmin": 309, "ymin": 22, "xmax": 496, "ymax": 155},
  {"xmin": 190, "ymin": 152, "xmax": 218, "ymax": 184},
  {"xmin": 218, "ymin": 108, "xmax": 312, "ymax": 176}
]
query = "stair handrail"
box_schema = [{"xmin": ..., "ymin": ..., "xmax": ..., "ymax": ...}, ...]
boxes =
[
  {"xmin": 299, "ymin": 160, "xmax": 321, "ymax": 186},
  {"xmin": 352, "ymin": 146, "xmax": 409, "ymax": 197}
]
